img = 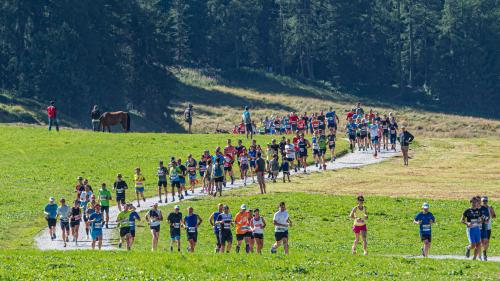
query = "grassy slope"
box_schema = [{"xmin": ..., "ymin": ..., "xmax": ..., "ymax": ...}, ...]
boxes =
[
  {"xmin": 0, "ymin": 125, "xmax": 348, "ymax": 248},
  {"xmin": 171, "ymin": 68, "xmax": 500, "ymax": 137}
]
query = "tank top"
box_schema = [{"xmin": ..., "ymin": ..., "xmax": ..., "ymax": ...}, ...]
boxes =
[
  {"xmin": 71, "ymin": 207, "xmax": 81, "ymax": 221},
  {"xmin": 312, "ymin": 136, "xmax": 319, "ymax": 149},
  {"xmin": 353, "ymin": 206, "xmax": 367, "ymax": 226},
  {"xmin": 219, "ymin": 213, "xmax": 233, "ymax": 231},
  {"xmin": 298, "ymin": 140, "xmax": 307, "ymax": 153},
  {"xmin": 185, "ymin": 214, "xmax": 198, "ymax": 233},
  {"xmin": 252, "ymin": 217, "xmax": 264, "ymax": 234}
]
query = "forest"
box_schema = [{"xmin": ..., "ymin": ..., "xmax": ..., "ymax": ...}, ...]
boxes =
[{"xmin": 1, "ymin": 0, "xmax": 498, "ymax": 120}]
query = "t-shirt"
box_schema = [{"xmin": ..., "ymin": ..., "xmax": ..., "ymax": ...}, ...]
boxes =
[
  {"xmin": 57, "ymin": 205, "xmax": 70, "ymax": 222},
  {"xmin": 99, "ymin": 188, "xmax": 112, "ymax": 207},
  {"xmin": 168, "ymin": 212, "xmax": 183, "ymax": 231},
  {"xmin": 133, "ymin": 174, "xmax": 145, "ymax": 187},
  {"xmin": 389, "ymin": 122, "xmax": 398, "ymax": 135},
  {"xmin": 113, "ymin": 180, "xmax": 128, "ymax": 194},
  {"xmin": 327, "ymin": 134, "xmax": 336, "ymax": 146},
  {"xmin": 463, "ymin": 208, "xmax": 481, "ymax": 228},
  {"xmin": 235, "ymin": 211, "xmax": 251, "ymax": 234},
  {"xmin": 148, "ymin": 209, "xmax": 162, "ymax": 227},
  {"xmin": 242, "ymin": 111, "xmax": 251, "ymax": 124},
  {"xmin": 129, "ymin": 211, "xmax": 140, "ymax": 230},
  {"xmin": 255, "ymin": 158, "xmax": 266, "ymax": 172},
  {"xmin": 289, "ymin": 115, "xmax": 299, "ymax": 125},
  {"xmin": 369, "ymin": 124, "xmax": 379, "ymax": 137},
  {"xmin": 169, "ymin": 166, "xmax": 181, "ymax": 182},
  {"xmin": 44, "ymin": 203, "xmax": 58, "ymax": 219},
  {"xmin": 285, "ymin": 144, "xmax": 295, "ymax": 159},
  {"xmin": 318, "ymin": 135, "xmax": 327, "ymax": 149},
  {"xmin": 47, "ymin": 106, "xmax": 57, "ymax": 118},
  {"xmin": 89, "ymin": 212, "xmax": 103, "ymax": 231},
  {"xmin": 218, "ymin": 213, "xmax": 233, "ymax": 232},
  {"xmin": 117, "ymin": 210, "xmax": 132, "ymax": 228},
  {"xmin": 346, "ymin": 123, "xmax": 357, "ymax": 135},
  {"xmin": 479, "ymin": 206, "xmax": 490, "ymax": 230},
  {"xmin": 325, "ymin": 111, "xmax": 336, "ymax": 124},
  {"xmin": 414, "ymin": 212, "xmax": 435, "ymax": 235},
  {"xmin": 157, "ymin": 166, "xmax": 168, "ymax": 181},
  {"xmin": 184, "ymin": 214, "xmax": 199, "ymax": 233},
  {"xmin": 213, "ymin": 163, "xmax": 224, "ymax": 178},
  {"xmin": 273, "ymin": 210, "xmax": 289, "ymax": 232}
]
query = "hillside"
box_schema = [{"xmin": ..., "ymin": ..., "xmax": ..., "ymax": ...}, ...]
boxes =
[{"xmin": 2, "ymin": 68, "xmax": 500, "ymax": 137}]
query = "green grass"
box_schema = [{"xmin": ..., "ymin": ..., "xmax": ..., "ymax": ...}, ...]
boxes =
[
  {"xmin": 0, "ymin": 249, "xmax": 498, "ymax": 280},
  {"xmin": 0, "ymin": 125, "xmax": 348, "ymax": 248}
]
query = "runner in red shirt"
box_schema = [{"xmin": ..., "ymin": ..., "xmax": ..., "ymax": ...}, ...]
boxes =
[
  {"xmin": 292, "ymin": 131, "xmax": 301, "ymax": 170},
  {"xmin": 289, "ymin": 112, "xmax": 299, "ymax": 132},
  {"xmin": 46, "ymin": 101, "xmax": 59, "ymax": 132},
  {"xmin": 346, "ymin": 109, "xmax": 355, "ymax": 121}
]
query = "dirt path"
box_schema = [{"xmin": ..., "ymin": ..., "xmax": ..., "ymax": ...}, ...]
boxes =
[{"xmin": 35, "ymin": 146, "xmax": 400, "ymax": 250}]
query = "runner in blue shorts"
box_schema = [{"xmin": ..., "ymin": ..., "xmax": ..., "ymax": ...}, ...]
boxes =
[
  {"xmin": 89, "ymin": 204, "xmax": 103, "ymax": 250},
  {"xmin": 462, "ymin": 197, "xmax": 483, "ymax": 260}
]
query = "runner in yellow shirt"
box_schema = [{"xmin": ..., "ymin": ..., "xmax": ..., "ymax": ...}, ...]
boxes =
[{"xmin": 133, "ymin": 167, "xmax": 146, "ymax": 207}]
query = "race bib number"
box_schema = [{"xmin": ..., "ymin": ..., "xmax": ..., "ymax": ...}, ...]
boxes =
[
  {"xmin": 173, "ymin": 223, "xmax": 180, "ymax": 228},
  {"xmin": 422, "ymin": 224, "xmax": 431, "ymax": 231},
  {"xmin": 188, "ymin": 227, "xmax": 196, "ymax": 233},
  {"xmin": 276, "ymin": 227, "xmax": 287, "ymax": 232},
  {"xmin": 224, "ymin": 223, "xmax": 231, "ymax": 228},
  {"xmin": 94, "ymin": 222, "xmax": 102, "ymax": 229},
  {"xmin": 329, "ymin": 141, "xmax": 335, "ymax": 145}
]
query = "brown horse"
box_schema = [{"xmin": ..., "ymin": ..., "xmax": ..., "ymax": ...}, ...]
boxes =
[{"xmin": 99, "ymin": 111, "xmax": 130, "ymax": 132}]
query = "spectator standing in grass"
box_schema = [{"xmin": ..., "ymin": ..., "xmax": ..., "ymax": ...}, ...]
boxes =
[
  {"xmin": 91, "ymin": 105, "xmax": 101, "ymax": 131},
  {"xmin": 184, "ymin": 103, "xmax": 194, "ymax": 134},
  {"xmin": 47, "ymin": 101, "xmax": 59, "ymax": 131},
  {"xmin": 242, "ymin": 106, "xmax": 253, "ymax": 139}
]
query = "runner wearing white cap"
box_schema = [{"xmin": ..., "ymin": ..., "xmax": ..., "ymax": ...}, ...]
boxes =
[
  {"xmin": 44, "ymin": 197, "xmax": 58, "ymax": 240},
  {"xmin": 413, "ymin": 203, "xmax": 435, "ymax": 257},
  {"xmin": 146, "ymin": 202, "xmax": 163, "ymax": 251},
  {"xmin": 167, "ymin": 205, "xmax": 183, "ymax": 252},
  {"xmin": 234, "ymin": 204, "xmax": 252, "ymax": 253}
]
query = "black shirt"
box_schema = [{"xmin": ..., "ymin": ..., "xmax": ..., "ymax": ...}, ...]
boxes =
[
  {"xmin": 463, "ymin": 208, "xmax": 481, "ymax": 225},
  {"xmin": 91, "ymin": 110, "xmax": 101, "ymax": 120},
  {"xmin": 168, "ymin": 212, "xmax": 183, "ymax": 230},
  {"xmin": 113, "ymin": 180, "xmax": 128, "ymax": 193}
]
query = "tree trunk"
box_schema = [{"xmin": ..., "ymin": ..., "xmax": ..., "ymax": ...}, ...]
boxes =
[{"xmin": 408, "ymin": 0, "xmax": 414, "ymax": 88}]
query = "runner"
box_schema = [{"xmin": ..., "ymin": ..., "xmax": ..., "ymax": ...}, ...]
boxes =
[
  {"xmin": 462, "ymin": 197, "xmax": 482, "ymax": 260},
  {"xmin": 212, "ymin": 157, "xmax": 224, "ymax": 197},
  {"xmin": 146, "ymin": 202, "xmax": 163, "ymax": 251},
  {"xmin": 74, "ymin": 176, "xmax": 84, "ymax": 199},
  {"xmin": 169, "ymin": 160, "xmax": 183, "ymax": 201},
  {"xmin": 480, "ymin": 197, "xmax": 495, "ymax": 261},
  {"xmin": 298, "ymin": 133, "xmax": 311, "ymax": 173},
  {"xmin": 248, "ymin": 142, "xmax": 257, "ymax": 183},
  {"xmin": 57, "ymin": 198, "xmax": 70, "ymax": 247},
  {"xmin": 359, "ymin": 118, "xmax": 369, "ymax": 151},
  {"xmin": 113, "ymin": 174, "xmax": 128, "ymax": 211},
  {"xmin": 269, "ymin": 153, "xmax": 280, "ymax": 183},
  {"xmin": 98, "ymin": 183, "xmax": 112, "ymax": 228},
  {"xmin": 209, "ymin": 203, "xmax": 224, "ymax": 252},
  {"xmin": 235, "ymin": 139, "xmax": 246, "ymax": 178},
  {"xmin": 284, "ymin": 139, "xmax": 295, "ymax": 172},
  {"xmin": 84, "ymin": 197, "xmax": 97, "ymax": 240},
  {"xmin": 133, "ymin": 167, "xmax": 146, "ymax": 207},
  {"xmin": 317, "ymin": 110, "xmax": 326, "ymax": 131},
  {"xmin": 223, "ymin": 151, "xmax": 235, "ymax": 187},
  {"xmin": 199, "ymin": 154, "xmax": 208, "ymax": 193},
  {"xmin": 255, "ymin": 152, "xmax": 267, "ymax": 194},
  {"xmin": 369, "ymin": 120, "xmax": 380, "ymax": 157},
  {"xmin": 312, "ymin": 131, "xmax": 320, "ymax": 167},
  {"xmin": 204, "ymin": 158, "xmax": 213, "ymax": 195},
  {"xmin": 184, "ymin": 207, "xmax": 202, "ymax": 252},
  {"xmin": 235, "ymin": 204, "xmax": 252, "ymax": 253},
  {"xmin": 217, "ymin": 205, "xmax": 234, "ymax": 253},
  {"xmin": 326, "ymin": 107, "xmax": 340, "ymax": 131},
  {"xmin": 280, "ymin": 155, "xmax": 291, "ymax": 182},
  {"xmin": 167, "ymin": 205, "xmax": 183, "ymax": 252},
  {"xmin": 271, "ymin": 202, "xmax": 291, "ymax": 254},
  {"xmin": 242, "ymin": 106, "xmax": 253, "ymax": 139},
  {"xmin": 250, "ymin": 208, "xmax": 266, "ymax": 254},
  {"xmin": 157, "ymin": 160, "xmax": 169, "ymax": 203},
  {"xmin": 44, "ymin": 197, "xmax": 58, "ymax": 240},
  {"xmin": 116, "ymin": 204, "xmax": 132, "ymax": 250},
  {"xmin": 349, "ymin": 195, "xmax": 368, "ymax": 255},
  {"xmin": 413, "ymin": 203, "xmax": 435, "ymax": 257},
  {"xmin": 239, "ymin": 150, "xmax": 250, "ymax": 186},
  {"xmin": 186, "ymin": 154, "xmax": 198, "ymax": 194},
  {"xmin": 346, "ymin": 118, "xmax": 357, "ymax": 153},
  {"xmin": 399, "ymin": 126, "xmax": 415, "ymax": 166},
  {"xmin": 177, "ymin": 158, "xmax": 188, "ymax": 197},
  {"xmin": 381, "ymin": 114, "xmax": 390, "ymax": 150},
  {"xmin": 128, "ymin": 204, "xmax": 141, "ymax": 249},
  {"xmin": 389, "ymin": 118, "xmax": 398, "ymax": 151},
  {"xmin": 69, "ymin": 200, "xmax": 82, "ymax": 245},
  {"xmin": 88, "ymin": 204, "xmax": 104, "ymax": 250},
  {"xmin": 355, "ymin": 102, "xmax": 364, "ymax": 116},
  {"xmin": 318, "ymin": 129, "xmax": 327, "ymax": 170},
  {"xmin": 292, "ymin": 131, "xmax": 302, "ymax": 170},
  {"xmin": 327, "ymin": 128, "xmax": 337, "ymax": 162}
]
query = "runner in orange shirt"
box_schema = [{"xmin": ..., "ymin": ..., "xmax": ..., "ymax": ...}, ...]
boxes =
[{"xmin": 234, "ymin": 204, "xmax": 252, "ymax": 253}]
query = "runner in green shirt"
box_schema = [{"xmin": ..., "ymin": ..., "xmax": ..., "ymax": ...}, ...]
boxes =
[
  {"xmin": 98, "ymin": 183, "xmax": 112, "ymax": 228},
  {"xmin": 318, "ymin": 130, "xmax": 328, "ymax": 170},
  {"xmin": 116, "ymin": 204, "xmax": 132, "ymax": 250}
]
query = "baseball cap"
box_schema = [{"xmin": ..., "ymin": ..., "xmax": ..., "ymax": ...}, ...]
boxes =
[
  {"xmin": 77, "ymin": 176, "xmax": 83, "ymax": 180},
  {"xmin": 240, "ymin": 204, "xmax": 247, "ymax": 210},
  {"xmin": 422, "ymin": 203, "xmax": 430, "ymax": 209},
  {"xmin": 174, "ymin": 205, "xmax": 180, "ymax": 210},
  {"xmin": 481, "ymin": 197, "xmax": 488, "ymax": 202},
  {"xmin": 49, "ymin": 197, "xmax": 55, "ymax": 203}
]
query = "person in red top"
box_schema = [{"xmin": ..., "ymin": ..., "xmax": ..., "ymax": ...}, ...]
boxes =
[
  {"xmin": 289, "ymin": 112, "xmax": 299, "ymax": 132},
  {"xmin": 292, "ymin": 131, "xmax": 301, "ymax": 170},
  {"xmin": 47, "ymin": 101, "xmax": 59, "ymax": 131},
  {"xmin": 346, "ymin": 109, "xmax": 355, "ymax": 121},
  {"xmin": 223, "ymin": 149, "xmax": 235, "ymax": 186}
]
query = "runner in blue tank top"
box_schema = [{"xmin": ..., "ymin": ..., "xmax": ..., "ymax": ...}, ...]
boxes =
[{"xmin": 184, "ymin": 207, "xmax": 202, "ymax": 252}]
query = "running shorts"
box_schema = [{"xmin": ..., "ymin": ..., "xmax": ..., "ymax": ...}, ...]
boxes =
[
  {"xmin": 187, "ymin": 231, "xmax": 198, "ymax": 242},
  {"xmin": 158, "ymin": 181, "xmax": 168, "ymax": 187},
  {"xmin": 199, "ymin": 171, "xmax": 205, "ymax": 177},
  {"xmin": 150, "ymin": 225, "xmax": 160, "ymax": 232},
  {"xmin": 91, "ymin": 229, "xmax": 102, "ymax": 240},
  {"xmin": 371, "ymin": 136, "xmax": 379, "ymax": 144},
  {"xmin": 349, "ymin": 134, "xmax": 356, "ymax": 141},
  {"xmin": 116, "ymin": 193, "xmax": 126, "ymax": 204},
  {"xmin": 171, "ymin": 181, "xmax": 180, "ymax": 188},
  {"xmin": 286, "ymin": 157, "xmax": 294, "ymax": 162},
  {"xmin": 245, "ymin": 123, "xmax": 253, "ymax": 133},
  {"xmin": 135, "ymin": 187, "xmax": 145, "ymax": 193},
  {"xmin": 250, "ymin": 160, "xmax": 256, "ymax": 168},
  {"xmin": 236, "ymin": 232, "xmax": 252, "ymax": 241},
  {"xmin": 360, "ymin": 133, "xmax": 367, "ymax": 139},
  {"xmin": 352, "ymin": 225, "xmax": 367, "ymax": 233},
  {"xmin": 327, "ymin": 123, "xmax": 337, "ymax": 130},
  {"xmin": 70, "ymin": 220, "xmax": 80, "ymax": 228},
  {"xmin": 170, "ymin": 229, "xmax": 181, "ymax": 240},
  {"xmin": 120, "ymin": 227, "xmax": 130, "ymax": 237},
  {"xmin": 320, "ymin": 148, "xmax": 327, "ymax": 155},
  {"xmin": 467, "ymin": 227, "xmax": 481, "ymax": 244},
  {"xmin": 240, "ymin": 163, "xmax": 249, "ymax": 170},
  {"xmin": 481, "ymin": 229, "xmax": 490, "ymax": 240},
  {"xmin": 189, "ymin": 174, "xmax": 196, "ymax": 181},
  {"xmin": 274, "ymin": 231, "xmax": 288, "ymax": 241},
  {"xmin": 256, "ymin": 172, "xmax": 265, "ymax": 185},
  {"xmin": 60, "ymin": 221, "xmax": 70, "ymax": 231},
  {"xmin": 390, "ymin": 134, "xmax": 397, "ymax": 144},
  {"xmin": 420, "ymin": 234, "xmax": 431, "ymax": 242},
  {"xmin": 224, "ymin": 166, "xmax": 232, "ymax": 172},
  {"xmin": 253, "ymin": 233, "xmax": 264, "ymax": 239},
  {"xmin": 220, "ymin": 230, "xmax": 233, "ymax": 244},
  {"xmin": 130, "ymin": 228, "xmax": 136, "ymax": 237},
  {"xmin": 179, "ymin": 177, "xmax": 186, "ymax": 185},
  {"xmin": 47, "ymin": 218, "xmax": 57, "ymax": 228},
  {"xmin": 329, "ymin": 144, "xmax": 335, "ymax": 149},
  {"xmin": 101, "ymin": 206, "xmax": 109, "ymax": 213},
  {"xmin": 383, "ymin": 129, "xmax": 389, "ymax": 137},
  {"xmin": 299, "ymin": 151, "xmax": 308, "ymax": 158},
  {"xmin": 313, "ymin": 149, "xmax": 319, "ymax": 156},
  {"xmin": 214, "ymin": 177, "xmax": 224, "ymax": 183}
]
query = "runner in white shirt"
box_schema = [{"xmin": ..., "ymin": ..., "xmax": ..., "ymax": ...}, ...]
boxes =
[
  {"xmin": 145, "ymin": 203, "xmax": 163, "ymax": 251},
  {"xmin": 284, "ymin": 139, "xmax": 296, "ymax": 172},
  {"xmin": 271, "ymin": 202, "xmax": 292, "ymax": 254},
  {"xmin": 250, "ymin": 208, "xmax": 266, "ymax": 254},
  {"xmin": 369, "ymin": 121, "xmax": 380, "ymax": 157}
]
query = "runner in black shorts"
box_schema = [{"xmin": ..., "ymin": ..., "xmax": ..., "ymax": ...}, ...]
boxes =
[
  {"xmin": 157, "ymin": 161, "xmax": 169, "ymax": 203},
  {"xmin": 217, "ymin": 205, "xmax": 234, "ymax": 253},
  {"xmin": 297, "ymin": 134, "xmax": 311, "ymax": 173},
  {"xmin": 113, "ymin": 174, "xmax": 128, "ymax": 211}
]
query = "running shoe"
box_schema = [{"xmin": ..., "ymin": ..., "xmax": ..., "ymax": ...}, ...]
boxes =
[
  {"xmin": 421, "ymin": 247, "xmax": 425, "ymax": 257},
  {"xmin": 236, "ymin": 245, "xmax": 240, "ymax": 253},
  {"xmin": 271, "ymin": 246, "xmax": 277, "ymax": 254},
  {"xmin": 465, "ymin": 246, "xmax": 470, "ymax": 258}
]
